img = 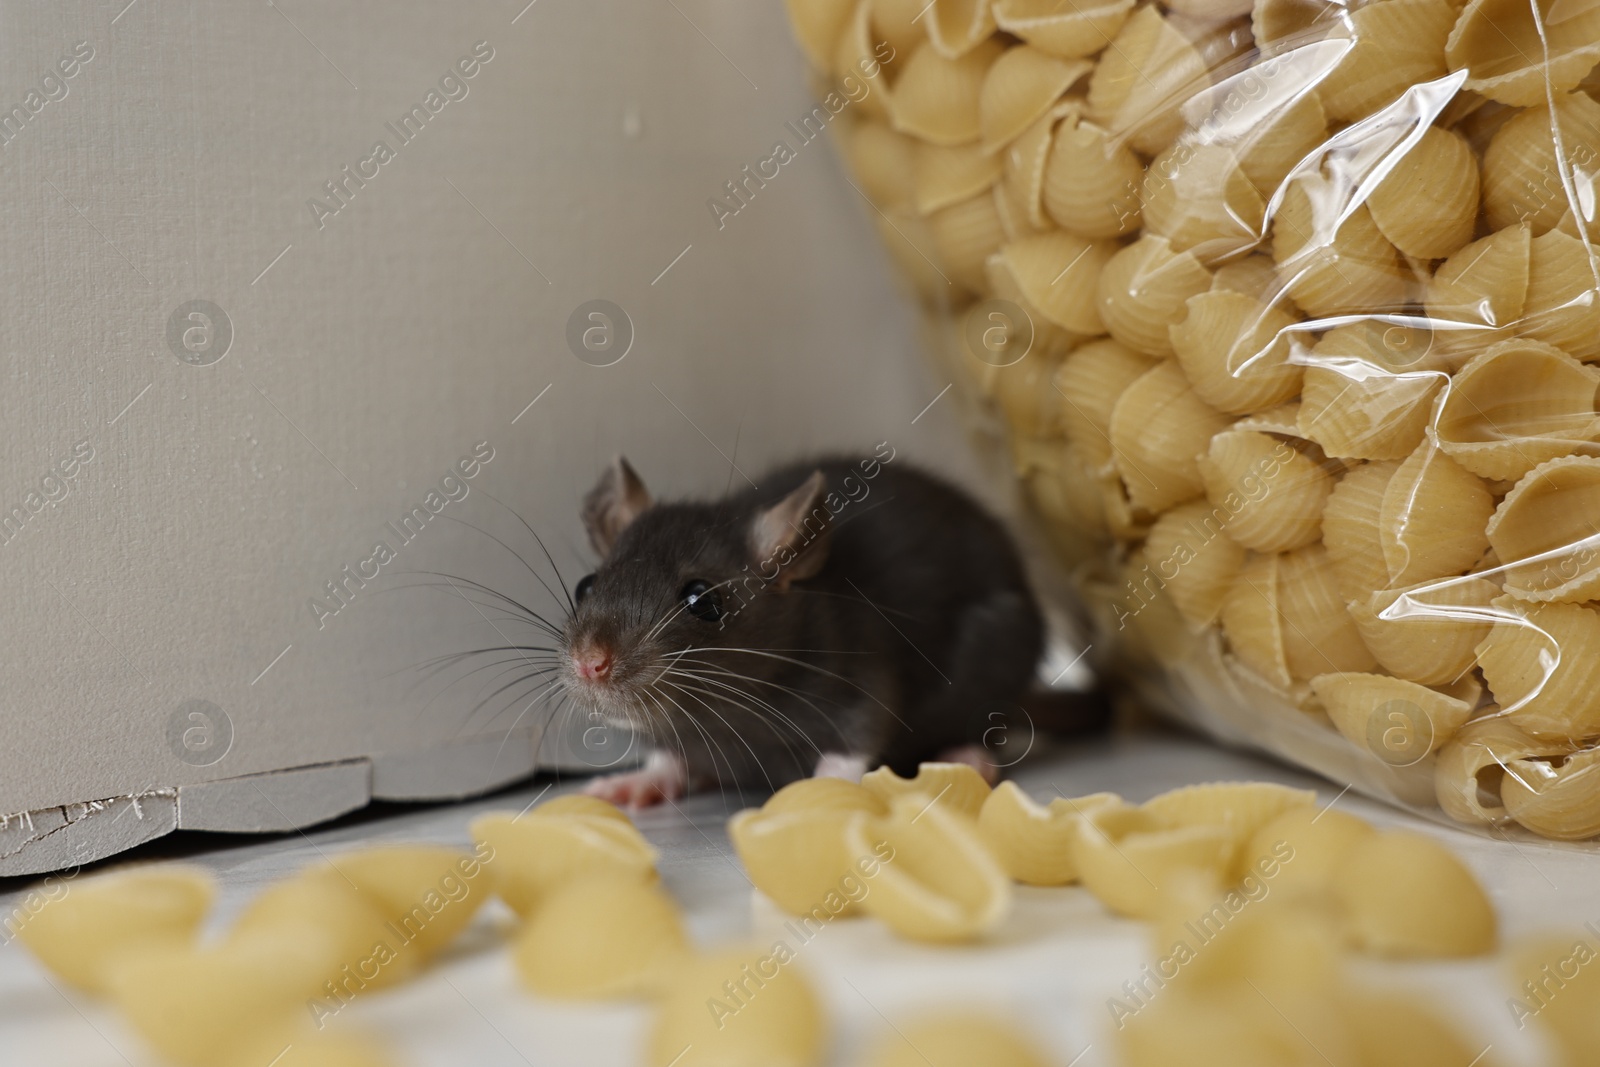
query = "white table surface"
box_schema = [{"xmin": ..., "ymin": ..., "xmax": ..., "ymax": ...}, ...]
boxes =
[{"xmin": 0, "ymin": 730, "xmax": 1591, "ymax": 1067}]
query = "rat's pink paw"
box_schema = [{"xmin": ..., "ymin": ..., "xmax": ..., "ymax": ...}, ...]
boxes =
[
  {"xmin": 582, "ymin": 752, "xmax": 687, "ymax": 809},
  {"xmin": 937, "ymin": 743, "xmax": 999, "ymax": 785}
]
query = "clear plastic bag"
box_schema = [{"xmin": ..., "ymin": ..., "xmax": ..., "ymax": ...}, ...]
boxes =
[{"xmin": 785, "ymin": 0, "xmax": 1600, "ymax": 842}]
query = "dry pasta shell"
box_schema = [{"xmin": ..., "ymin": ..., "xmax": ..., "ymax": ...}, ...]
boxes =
[
  {"xmin": 230, "ymin": 868, "xmax": 421, "ymax": 990},
  {"xmin": 786, "ymin": 0, "xmax": 859, "ymax": 71},
  {"xmin": 1366, "ymin": 126, "xmax": 1479, "ymax": 260},
  {"xmin": 1425, "ymin": 223, "xmax": 1532, "ymax": 361},
  {"xmin": 1322, "ymin": 460, "xmax": 1401, "ymax": 599},
  {"xmin": 993, "ymin": 0, "xmax": 1136, "ymax": 60},
  {"xmin": 983, "ymin": 248, "xmax": 1081, "ymax": 356},
  {"xmin": 1209, "ymin": 253, "xmax": 1287, "ymax": 303},
  {"xmin": 1348, "ymin": 576, "xmax": 1500, "ymax": 685},
  {"xmin": 1316, "ymin": 0, "xmax": 1455, "ymax": 122},
  {"xmin": 1483, "ymin": 91, "xmax": 1600, "ymax": 235},
  {"xmin": 648, "ymin": 947, "xmax": 825, "ymax": 1067},
  {"xmin": 1331, "ymin": 830, "xmax": 1497, "ymax": 957},
  {"xmin": 913, "ymin": 141, "xmax": 1003, "ymax": 215},
  {"xmin": 1043, "ymin": 114, "xmax": 1143, "ymax": 238},
  {"xmin": 1434, "ymin": 712, "xmax": 1568, "ymax": 824},
  {"xmin": 764, "ymin": 775, "xmax": 890, "ymax": 815},
  {"xmin": 979, "ymin": 46, "xmax": 1091, "ymax": 151},
  {"xmin": 1434, "ymin": 339, "xmax": 1600, "ymax": 481},
  {"xmin": 728, "ymin": 807, "xmax": 869, "ymax": 917},
  {"xmin": 1299, "ymin": 322, "xmax": 1447, "ymax": 461},
  {"xmin": 1313, "ymin": 672, "xmax": 1480, "ymax": 764},
  {"xmin": 861, "ymin": 1015, "xmax": 1054, "ymax": 1067},
  {"xmin": 834, "ymin": 0, "xmax": 898, "ymax": 121},
  {"xmin": 891, "ymin": 39, "xmax": 1006, "ymax": 145},
  {"xmin": 1227, "ymin": 81, "xmax": 1329, "ymax": 201},
  {"xmin": 1230, "ymin": 401, "xmax": 1303, "ymax": 437},
  {"xmin": 469, "ymin": 811, "xmax": 658, "ymax": 917},
  {"xmin": 334, "ymin": 846, "xmax": 489, "ymax": 960},
  {"xmin": 513, "ymin": 875, "xmax": 687, "ymax": 998},
  {"xmin": 1476, "ymin": 595, "xmax": 1600, "ymax": 741},
  {"xmin": 871, "ymin": 206, "xmax": 949, "ymax": 301},
  {"xmin": 1141, "ymin": 143, "xmax": 1267, "ymax": 266},
  {"xmin": 1095, "ymin": 235, "xmax": 1214, "ymax": 357},
  {"xmin": 1500, "ymin": 746, "xmax": 1600, "ymax": 840},
  {"xmin": 1446, "ymin": 0, "xmax": 1600, "ymax": 107},
  {"xmin": 1251, "ymin": 0, "xmax": 1346, "ymax": 57},
  {"xmin": 1272, "ymin": 180, "xmax": 1412, "ymax": 318},
  {"xmin": 977, "ymin": 782, "xmax": 1120, "ymax": 884},
  {"xmin": 1144, "ymin": 499, "xmax": 1248, "ymax": 626},
  {"xmin": 1199, "ymin": 430, "xmax": 1332, "ymax": 551},
  {"xmin": 1001, "ymin": 101, "xmax": 1076, "ymax": 231},
  {"xmin": 1069, "ymin": 803, "xmax": 1236, "ymax": 919},
  {"xmin": 1171, "ymin": 290, "xmax": 1303, "ymax": 415},
  {"xmin": 845, "ymin": 794, "xmax": 1012, "ymax": 940},
  {"xmin": 861, "ymin": 761, "xmax": 992, "ymax": 817},
  {"xmin": 1003, "ymin": 230, "xmax": 1116, "ymax": 333},
  {"xmin": 1488, "ymin": 456, "xmax": 1600, "ymax": 602},
  {"xmin": 1379, "ymin": 442, "xmax": 1495, "ymax": 587},
  {"xmin": 992, "ymin": 179, "xmax": 1048, "ymax": 241},
  {"xmin": 1220, "ymin": 554, "xmax": 1293, "ymax": 686},
  {"xmin": 848, "ymin": 121, "xmax": 917, "ymax": 210},
  {"xmin": 993, "ymin": 350, "xmax": 1067, "ymax": 437},
  {"xmin": 1109, "ymin": 360, "xmax": 1232, "ymax": 512},
  {"xmin": 1141, "ymin": 781, "xmax": 1315, "ymax": 869},
  {"xmin": 1087, "ymin": 5, "xmax": 1212, "ymax": 156},
  {"xmin": 928, "ymin": 191, "xmax": 1006, "ymax": 290},
  {"xmin": 1278, "ymin": 544, "xmax": 1380, "ymax": 680},
  {"xmin": 1520, "ymin": 228, "xmax": 1600, "ymax": 362},
  {"xmin": 926, "ymin": 0, "xmax": 998, "ymax": 59},
  {"xmin": 871, "ymin": 0, "xmax": 929, "ymax": 55},
  {"xmin": 1054, "ymin": 337, "xmax": 1157, "ymax": 470},
  {"xmin": 1241, "ymin": 804, "xmax": 1375, "ymax": 901}
]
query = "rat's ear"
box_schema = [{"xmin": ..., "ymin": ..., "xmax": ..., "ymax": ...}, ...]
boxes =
[
  {"xmin": 582, "ymin": 456, "xmax": 653, "ymax": 558},
  {"xmin": 749, "ymin": 470, "xmax": 831, "ymax": 590}
]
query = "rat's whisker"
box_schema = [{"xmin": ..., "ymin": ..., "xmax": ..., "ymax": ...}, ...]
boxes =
[
  {"xmin": 473, "ymin": 487, "xmax": 578, "ymax": 617},
  {"xmin": 437, "ymin": 513, "xmax": 575, "ymax": 624},
  {"xmin": 661, "ymin": 667, "xmax": 837, "ymax": 754},
  {"xmin": 661, "ymin": 680, "xmax": 780, "ymax": 794},
  {"xmin": 398, "ymin": 570, "xmax": 568, "ymax": 638}
]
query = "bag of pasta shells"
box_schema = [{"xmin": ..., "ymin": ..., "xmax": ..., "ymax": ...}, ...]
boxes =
[{"xmin": 781, "ymin": 0, "xmax": 1600, "ymax": 844}]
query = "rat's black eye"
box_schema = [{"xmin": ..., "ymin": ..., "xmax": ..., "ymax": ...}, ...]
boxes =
[
  {"xmin": 681, "ymin": 579, "xmax": 724, "ymax": 622},
  {"xmin": 574, "ymin": 573, "xmax": 596, "ymax": 604}
]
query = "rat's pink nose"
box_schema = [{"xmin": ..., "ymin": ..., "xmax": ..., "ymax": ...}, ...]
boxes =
[{"xmin": 573, "ymin": 645, "xmax": 613, "ymax": 681}]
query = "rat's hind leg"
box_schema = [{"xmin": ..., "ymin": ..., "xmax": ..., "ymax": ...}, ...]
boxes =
[{"xmin": 582, "ymin": 749, "xmax": 688, "ymax": 809}]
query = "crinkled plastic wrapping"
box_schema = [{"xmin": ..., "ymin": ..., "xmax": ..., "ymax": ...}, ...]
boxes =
[{"xmin": 785, "ymin": 0, "xmax": 1600, "ymax": 842}]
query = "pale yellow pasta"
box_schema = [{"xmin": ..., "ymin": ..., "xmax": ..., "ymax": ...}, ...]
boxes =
[
  {"xmin": 925, "ymin": 0, "xmax": 997, "ymax": 59},
  {"xmin": 1229, "ymin": 401, "xmax": 1302, "ymax": 437},
  {"xmin": 1095, "ymin": 234, "xmax": 1213, "ymax": 357},
  {"xmin": 1272, "ymin": 179, "xmax": 1411, "ymax": 318},
  {"xmin": 1483, "ymin": 91, "xmax": 1600, "ymax": 233},
  {"xmin": 1331, "ymin": 830, "xmax": 1497, "ymax": 957},
  {"xmin": 1140, "ymin": 781, "xmax": 1315, "ymax": 872},
  {"xmin": 982, "ymin": 253, "xmax": 1081, "ymax": 356},
  {"xmin": 872, "ymin": 206, "xmax": 948, "ymax": 301},
  {"xmin": 1171, "ymin": 290, "xmax": 1302, "ymax": 415},
  {"xmin": 927, "ymin": 191, "xmax": 1006, "ymax": 290},
  {"xmin": 1001, "ymin": 101, "xmax": 1075, "ymax": 231},
  {"xmin": 1230, "ymin": 87, "xmax": 1327, "ymax": 200},
  {"xmin": 729, "ymin": 806, "xmax": 872, "ymax": 917},
  {"xmin": 648, "ymin": 947, "xmax": 825, "ymax": 1067},
  {"xmin": 834, "ymin": 0, "xmax": 894, "ymax": 122},
  {"xmin": 1379, "ymin": 442, "xmax": 1495, "ymax": 587},
  {"xmin": 333, "ymin": 846, "xmax": 488, "ymax": 959},
  {"xmin": 1446, "ymin": 0, "xmax": 1600, "ymax": 107},
  {"xmin": 1521, "ymin": 229, "xmax": 1600, "ymax": 362},
  {"xmin": 1315, "ymin": 0, "xmax": 1455, "ymax": 121},
  {"xmin": 1002, "ymin": 230, "xmax": 1116, "ymax": 333},
  {"xmin": 1208, "ymin": 253, "xmax": 1283, "ymax": 303},
  {"xmin": 1141, "ymin": 143, "xmax": 1266, "ymax": 266},
  {"xmin": 514, "ymin": 876, "xmax": 686, "ymax": 997},
  {"xmin": 784, "ymin": 0, "xmax": 857, "ymax": 71},
  {"xmin": 764, "ymin": 775, "xmax": 888, "ymax": 815},
  {"xmin": 1434, "ymin": 712, "xmax": 1568, "ymax": 824},
  {"xmin": 470, "ymin": 810, "xmax": 657, "ymax": 917},
  {"xmin": 890, "ymin": 39, "xmax": 1005, "ymax": 146},
  {"xmin": 1322, "ymin": 460, "xmax": 1401, "ymax": 599},
  {"xmin": 1298, "ymin": 323, "xmax": 1446, "ymax": 461},
  {"xmin": 1143, "ymin": 499, "xmax": 1248, "ymax": 626},
  {"xmin": 912, "ymin": 140, "xmax": 1002, "ymax": 215},
  {"xmin": 992, "ymin": 0, "xmax": 1135, "ymax": 60},
  {"xmin": 978, "ymin": 46, "xmax": 1090, "ymax": 150},
  {"xmin": 977, "ymin": 783, "xmax": 1119, "ymax": 885},
  {"xmin": 1069, "ymin": 802, "xmax": 1235, "ymax": 918},
  {"xmin": 1250, "ymin": 0, "xmax": 1344, "ymax": 57},
  {"xmin": 1476, "ymin": 595, "xmax": 1600, "ymax": 741},
  {"xmin": 993, "ymin": 349, "xmax": 1066, "ymax": 437},
  {"xmin": 1054, "ymin": 338, "xmax": 1156, "ymax": 469},
  {"xmin": 1500, "ymin": 746, "xmax": 1600, "ymax": 840},
  {"xmin": 1220, "ymin": 552, "xmax": 1292, "ymax": 687},
  {"xmin": 1240, "ymin": 804, "xmax": 1375, "ymax": 901},
  {"xmin": 1109, "ymin": 361, "xmax": 1231, "ymax": 512},
  {"xmin": 1366, "ymin": 127, "xmax": 1479, "ymax": 260},
  {"xmin": 1424, "ymin": 223, "xmax": 1531, "ymax": 361},
  {"xmin": 1348, "ymin": 576, "xmax": 1499, "ymax": 685},
  {"xmin": 1022, "ymin": 442, "xmax": 1115, "ymax": 539},
  {"xmin": 869, "ymin": 0, "xmax": 926, "ymax": 54},
  {"xmin": 15, "ymin": 867, "xmax": 213, "ymax": 994},
  {"xmin": 848, "ymin": 122, "xmax": 917, "ymax": 211},
  {"xmin": 1312, "ymin": 672, "xmax": 1479, "ymax": 763},
  {"xmin": 231, "ymin": 867, "xmax": 420, "ymax": 989},
  {"xmin": 861, "ymin": 760, "xmax": 992, "ymax": 816},
  {"xmin": 1433, "ymin": 340, "xmax": 1600, "ymax": 481},
  {"xmin": 1489, "ymin": 456, "xmax": 1600, "ymax": 602},
  {"xmin": 1087, "ymin": 5, "xmax": 1214, "ymax": 155},
  {"xmin": 1198, "ymin": 431, "xmax": 1332, "ymax": 551},
  {"xmin": 1275, "ymin": 545, "xmax": 1379, "ymax": 680},
  {"xmin": 1043, "ymin": 114, "xmax": 1142, "ymax": 238},
  {"xmin": 992, "ymin": 179, "xmax": 1046, "ymax": 241},
  {"xmin": 844, "ymin": 794, "xmax": 1012, "ymax": 940},
  {"xmin": 863, "ymin": 1015, "xmax": 1053, "ymax": 1067}
]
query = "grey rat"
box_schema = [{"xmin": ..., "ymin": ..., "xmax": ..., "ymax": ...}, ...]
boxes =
[{"xmin": 563, "ymin": 443, "xmax": 1046, "ymax": 807}]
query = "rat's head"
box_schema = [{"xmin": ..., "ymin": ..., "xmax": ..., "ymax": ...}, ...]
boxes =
[{"xmin": 561, "ymin": 457, "xmax": 831, "ymax": 723}]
